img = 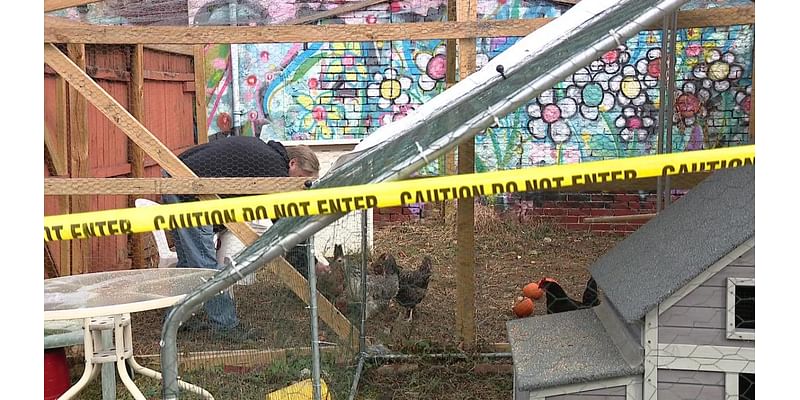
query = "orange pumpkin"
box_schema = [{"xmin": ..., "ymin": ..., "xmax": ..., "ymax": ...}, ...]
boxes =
[
  {"xmin": 523, "ymin": 282, "xmax": 544, "ymax": 300},
  {"xmin": 512, "ymin": 296, "xmax": 535, "ymax": 318}
]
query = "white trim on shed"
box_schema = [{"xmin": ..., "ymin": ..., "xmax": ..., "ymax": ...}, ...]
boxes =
[
  {"xmin": 726, "ymin": 277, "xmax": 755, "ymax": 340},
  {"xmin": 643, "ymin": 309, "xmax": 658, "ymax": 400},
  {"xmin": 527, "ymin": 375, "xmax": 641, "ymax": 400}
]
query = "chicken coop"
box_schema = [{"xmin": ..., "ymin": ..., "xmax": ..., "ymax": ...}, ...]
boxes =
[
  {"xmin": 508, "ymin": 165, "xmax": 755, "ymax": 400},
  {"xmin": 42, "ymin": 0, "xmax": 755, "ymax": 399}
]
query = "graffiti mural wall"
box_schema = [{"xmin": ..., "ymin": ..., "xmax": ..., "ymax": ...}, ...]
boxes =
[{"xmin": 188, "ymin": 0, "xmax": 753, "ymax": 174}]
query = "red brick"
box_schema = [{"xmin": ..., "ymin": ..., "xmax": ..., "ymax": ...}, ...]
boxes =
[
  {"xmin": 542, "ymin": 201, "xmax": 558, "ymax": 208},
  {"xmin": 390, "ymin": 214, "xmax": 403, "ymax": 222},
  {"xmin": 564, "ymin": 223, "xmax": 589, "ymax": 231},
  {"xmin": 402, "ymin": 207, "xmax": 413, "ymax": 215},
  {"xmin": 614, "ymin": 208, "xmax": 638, "ymax": 216},
  {"xmin": 566, "ymin": 208, "xmax": 588, "ymax": 216},
  {"xmin": 558, "ymin": 215, "xmax": 579, "ymax": 224},
  {"xmin": 589, "ymin": 208, "xmax": 614, "ymax": 217},
  {"xmin": 589, "ymin": 223, "xmax": 613, "ymax": 232},
  {"xmin": 543, "ymin": 208, "xmax": 565, "ymax": 216}
]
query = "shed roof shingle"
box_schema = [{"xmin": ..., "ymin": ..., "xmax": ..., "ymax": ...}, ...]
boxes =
[
  {"xmin": 507, "ymin": 309, "xmax": 643, "ymax": 390},
  {"xmin": 590, "ymin": 165, "xmax": 755, "ymax": 322}
]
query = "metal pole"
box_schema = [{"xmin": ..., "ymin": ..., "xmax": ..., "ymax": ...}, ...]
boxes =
[
  {"xmin": 365, "ymin": 352, "xmax": 512, "ymax": 361},
  {"xmin": 663, "ymin": 11, "xmax": 679, "ymax": 207},
  {"xmin": 228, "ymin": 1, "xmax": 242, "ymax": 136},
  {"xmin": 655, "ymin": 14, "xmax": 669, "ymax": 213},
  {"xmin": 360, "ymin": 210, "xmax": 368, "ymax": 353},
  {"xmin": 308, "ymin": 235, "xmax": 323, "ymax": 400},
  {"xmin": 346, "ymin": 355, "xmax": 366, "ymax": 400},
  {"xmin": 347, "ymin": 210, "xmax": 370, "ymax": 400}
]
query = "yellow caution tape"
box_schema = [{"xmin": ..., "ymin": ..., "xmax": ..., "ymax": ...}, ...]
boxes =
[{"xmin": 44, "ymin": 145, "xmax": 754, "ymax": 242}]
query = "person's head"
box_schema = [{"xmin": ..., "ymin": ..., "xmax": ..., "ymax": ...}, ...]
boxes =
[{"xmin": 286, "ymin": 145, "xmax": 320, "ymax": 179}]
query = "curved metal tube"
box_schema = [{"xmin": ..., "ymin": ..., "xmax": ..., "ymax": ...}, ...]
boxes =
[{"xmin": 161, "ymin": 0, "xmax": 690, "ymax": 397}]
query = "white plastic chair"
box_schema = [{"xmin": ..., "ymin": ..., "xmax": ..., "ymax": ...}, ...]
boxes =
[{"xmin": 134, "ymin": 198, "xmax": 178, "ymax": 268}]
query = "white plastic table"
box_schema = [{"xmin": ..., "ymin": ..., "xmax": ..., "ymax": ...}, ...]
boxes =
[{"xmin": 44, "ymin": 268, "xmax": 218, "ymax": 400}]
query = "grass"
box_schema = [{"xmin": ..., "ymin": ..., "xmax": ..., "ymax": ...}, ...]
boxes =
[{"xmin": 59, "ymin": 205, "xmax": 623, "ymax": 399}]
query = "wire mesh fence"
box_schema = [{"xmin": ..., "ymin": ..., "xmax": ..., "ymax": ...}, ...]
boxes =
[{"xmin": 44, "ymin": 1, "xmax": 755, "ymax": 399}]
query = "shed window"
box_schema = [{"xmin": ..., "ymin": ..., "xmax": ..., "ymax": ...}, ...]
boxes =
[
  {"xmin": 727, "ymin": 278, "xmax": 755, "ymax": 340},
  {"xmin": 739, "ymin": 373, "xmax": 755, "ymax": 400}
]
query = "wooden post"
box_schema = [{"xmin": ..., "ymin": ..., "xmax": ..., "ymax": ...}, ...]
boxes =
[
  {"xmin": 455, "ymin": 0, "xmax": 477, "ymax": 350},
  {"xmin": 441, "ymin": 0, "xmax": 458, "ymax": 224},
  {"xmin": 129, "ymin": 44, "xmax": 147, "ymax": 268},
  {"xmin": 55, "ymin": 76, "xmax": 71, "ymax": 277},
  {"xmin": 193, "ymin": 45, "xmax": 208, "ymax": 144},
  {"xmin": 748, "ymin": 63, "xmax": 754, "ymax": 144},
  {"xmin": 67, "ymin": 43, "xmax": 90, "ymax": 275}
]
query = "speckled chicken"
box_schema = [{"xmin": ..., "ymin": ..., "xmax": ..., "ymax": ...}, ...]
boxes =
[
  {"xmin": 364, "ymin": 253, "xmax": 400, "ymax": 320},
  {"xmin": 395, "ymin": 256, "xmax": 433, "ymax": 322},
  {"xmin": 319, "ymin": 245, "xmax": 347, "ymax": 311}
]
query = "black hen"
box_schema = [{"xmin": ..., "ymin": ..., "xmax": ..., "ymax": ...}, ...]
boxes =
[
  {"xmin": 537, "ymin": 276, "xmax": 600, "ymax": 314},
  {"xmin": 395, "ymin": 256, "xmax": 433, "ymax": 322}
]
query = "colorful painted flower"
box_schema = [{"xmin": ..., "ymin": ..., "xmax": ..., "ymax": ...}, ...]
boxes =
[
  {"xmin": 246, "ymin": 74, "xmax": 258, "ymax": 87},
  {"xmin": 609, "ymin": 65, "xmax": 648, "ymax": 107},
  {"xmin": 615, "ymin": 106, "xmax": 655, "ymax": 142},
  {"xmin": 527, "ymin": 141, "xmax": 557, "ymax": 166},
  {"xmin": 686, "ymin": 43, "xmax": 702, "ymax": 57},
  {"xmin": 526, "ymin": 89, "xmax": 577, "ymax": 144},
  {"xmin": 590, "ymin": 45, "xmax": 631, "ymax": 75},
  {"xmin": 566, "ymin": 68, "xmax": 616, "ymax": 120},
  {"xmin": 692, "ymin": 50, "xmax": 743, "ymax": 93},
  {"xmin": 367, "ymin": 68, "xmax": 413, "ymax": 109},
  {"xmin": 296, "ymin": 91, "xmax": 344, "ymax": 138},
  {"xmin": 735, "ymin": 86, "xmax": 752, "ymax": 124},
  {"xmin": 634, "ymin": 48, "xmax": 661, "ymax": 88},
  {"xmin": 673, "ymin": 81, "xmax": 710, "ymax": 127},
  {"xmin": 414, "ymin": 48, "xmax": 447, "ymax": 91},
  {"xmin": 320, "ymin": 42, "xmax": 369, "ymax": 93}
]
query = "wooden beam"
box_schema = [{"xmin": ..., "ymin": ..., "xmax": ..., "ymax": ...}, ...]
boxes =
[
  {"xmin": 44, "ymin": 18, "xmax": 551, "ymax": 44},
  {"xmin": 143, "ymin": 70, "xmax": 195, "ymax": 82},
  {"xmin": 143, "ymin": 44, "xmax": 194, "ymax": 57},
  {"xmin": 44, "ymin": 43, "xmax": 358, "ymax": 350},
  {"xmin": 129, "ymin": 44, "xmax": 147, "ymax": 269},
  {"xmin": 55, "ymin": 75, "xmax": 71, "ymax": 277},
  {"xmin": 44, "ymin": 7, "xmax": 753, "ymax": 44},
  {"xmin": 282, "ymin": 0, "xmax": 390, "ymax": 25},
  {"xmin": 193, "ymin": 45, "xmax": 208, "ymax": 144},
  {"xmin": 67, "ymin": 43, "xmax": 90, "ymax": 276},
  {"xmin": 583, "ymin": 213, "xmax": 657, "ymax": 224},
  {"xmin": 138, "ymin": 346, "xmax": 345, "ymax": 369},
  {"xmin": 455, "ymin": 0, "xmax": 477, "ymax": 350},
  {"xmin": 44, "ymin": 125, "xmax": 67, "ymax": 177},
  {"xmin": 45, "ymin": 244, "xmax": 60, "ymax": 279},
  {"xmin": 44, "ymin": 0, "xmax": 101, "ymax": 13},
  {"xmin": 749, "ymin": 63, "xmax": 754, "ymax": 144},
  {"xmin": 44, "ymin": 177, "xmax": 308, "ymax": 195},
  {"xmin": 674, "ymin": 6, "xmax": 754, "ymax": 29}
]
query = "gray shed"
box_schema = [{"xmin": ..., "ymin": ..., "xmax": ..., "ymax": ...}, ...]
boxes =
[{"xmin": 508, "ymin": 165, "xmax": 755, "ymax": 400}]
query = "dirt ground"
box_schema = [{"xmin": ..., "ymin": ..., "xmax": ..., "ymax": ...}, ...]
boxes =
[{"xmin": 64, "ymin": 203, "xmax": 625, "ymax": 399}]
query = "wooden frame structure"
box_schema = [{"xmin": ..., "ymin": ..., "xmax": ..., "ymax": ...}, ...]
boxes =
[{"xmin": 43, "ymin": 0, "xmax": 754, "ymax": 357}]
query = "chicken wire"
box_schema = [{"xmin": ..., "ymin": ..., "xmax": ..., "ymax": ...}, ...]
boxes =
[
  {"xmin": 154, "ymin": 1, "xmax": 697, "ymax": 399},
  {"xmin": 44, "ymin": 1, "xmax": 756, "ymax": 399}
]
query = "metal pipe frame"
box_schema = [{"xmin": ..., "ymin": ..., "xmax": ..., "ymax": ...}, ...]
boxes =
[{"xmin": 160, "ymin": 1, "xmax": 691, "ymax": 397}]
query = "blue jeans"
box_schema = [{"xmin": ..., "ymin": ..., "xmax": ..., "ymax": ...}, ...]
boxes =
[{"xmin": 161, "ymin": 192, "xmax": 240, "ymax": 330}]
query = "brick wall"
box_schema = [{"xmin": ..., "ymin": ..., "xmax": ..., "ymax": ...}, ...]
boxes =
[{"xmin": 373, "ymin": 191, "xmax": 687, "ymax": 235}]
